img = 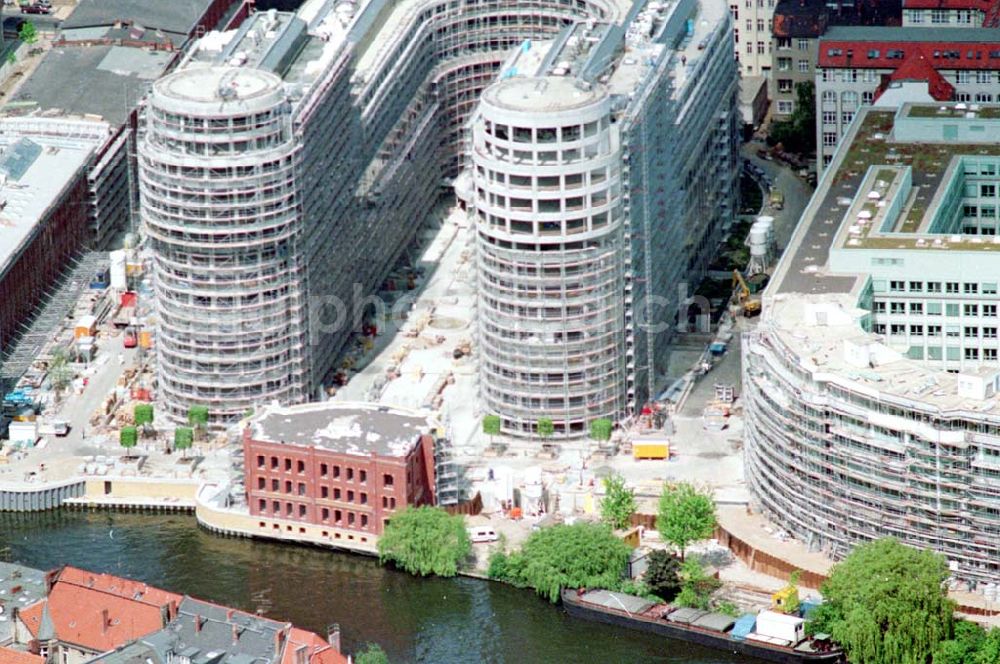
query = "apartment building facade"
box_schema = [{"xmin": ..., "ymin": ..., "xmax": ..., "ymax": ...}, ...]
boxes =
[
  {"xmin": 815, "ymin": 26, "xmax": 1000, "ymax": 171},
  {"xmin": 731, "ymin": 0, "xmax": 778, "ymax": 76},
  {"xmin": 902, "ymin": 0, "xmax": 1000, "ymax": 27}
]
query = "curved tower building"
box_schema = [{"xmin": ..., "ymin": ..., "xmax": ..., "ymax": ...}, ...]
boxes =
[
  {"xmin": 472, "ymin": 77, "xmax": 627, "ymax": 438},
  {"xmin": 141, "ymin": 68, "xmax": 308, "ymax": 423}
]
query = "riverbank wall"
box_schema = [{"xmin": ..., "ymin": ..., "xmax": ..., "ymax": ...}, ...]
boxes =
[
  {"xmin": 0, "ymin": 478, "xmax": 85, "ymax": 510},
  {"xmin": 194, "ymin": 483, "xmax": 379, "ymax": 556}
]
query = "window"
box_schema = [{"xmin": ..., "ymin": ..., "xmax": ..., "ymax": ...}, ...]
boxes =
[
  {"xmin": 321, "ymin": 486, "xmax": 329, "ymax": 498},
  {"xmin": 987, "ymin": 349, "xmax": 998, "ymax": 361},
  {"xmin": 320, "ymin": 463, "xmax": 328, "ymax": 478},
  {"xmin": 890, "ymin": 280, "xmax": 905, "ymax": 292},
  {"xmin": 299, "ymin": 504, "xmax": 307, "ymax": 517},
  {"xmin": 966, "ymin": 304, "xmax": 980, "ymax": 316},
  {"xmin": 929, "ymin": 325, "xmax": 942, "ymax": 337},
  {"xmin": 946, "ymin": 303, "xmax": 960, "ymax": 317},
  {"xmin": 873, "ymin": 301, "xmax": 886, "ymax": 313},
  {"xmin": 777, "ymin": 100, "xmax": 794, "ymax": 114},
  {"xmin": 966, "ymin": 326, "xmax": 980, "ymax": 338},
  {"xmin": 322, "ymin": 508, "xmax": 330, "ymax": 522},
  {"xmin": 284, "ymin": 458, "xmax": 292, "ymax": 472},
  {"xmin": 873, "ymin": 324, "xmax": 886, "ymax": 334},
  {"xmin": 259, "ymin": 499, "xmax": 266, "ymax": 511},
  {"xmin": 928, "ymin": 282, "xmax": 942, "ymax": 293},
  {"xmin": 798, "ymin": 38, "xmax": 809, "ymax": 50},
  {"xmin": 347, "ymin": 490, "xmax": 355, "ymax": 503},
  {"xmin": 910, "ymin": 325, "xmax": 924, "ymax": 335},
  {"xmin": 822, "ymin": 90, "xmax": 836, "ymax": 104},
  {"xmin": 823, "ymin": 132, "xmax": 837, "ymax": 147},
  {"xmin": 298, "ymin": 483, "xmax": 306, "ymax": 496},
  {"xmin": 957, "ymin": 70, "xmax": 970, "ymax": 84},
  {"xmin": 778, "ymin": 57, "xmax": 792, "ymax": 71},
  {"xmin": 928, "ymin": 347, "xmax": 943, "ymax": 360},
  {"xmin": 965, "ymin": 283, "xmax": 979, "ymax": 294},
  {"xmin": 891, "ymin": 324, "xmax": 906, "ymax": 335},
  {"xmin": 284, "ymin": 480, "xmax": 292, "ymax": 494},
  {"xmin": 271, "ymin": 478, "xmax": 279, "ymax": 491},
  {"xmin": 909, "ymin": 281, "xmax": 923, "ymax": 292},
  {"xmin": 383, "ymin": 473, "xmax": 394, "ymax": 487},
  {"xmin": 257, "ymin": 477, "xmax": 265, "ymax": 490},
  {"xmin": 947, "ymin": 282, "xmax": 960, "ymax": 293},
  {"xmin": 822, "ymin": 111, "xmax": 836, "ymax": 124},
  {"xmin": 986, "ymin": 305, "xmax": 998, "ymax": 317},
  {"xmin": 270, "ymin": 456, "xmax": 278, "ymax": 470},
  {"xmin": 257, "ymin": 455, "xmax": 265, "ymax": 469},
  {"xmin": 947, "ymin": 325, "xmax": 960, "ymax": 338},
  {"xmin": 931, "ymin": 8, "xmax": 947, "ymax": 22},
  {"xmin": 777, "ymin": 37, "xmax": 791, "ymax": 50},
  {"xmin": 778, "ymin": 79, "xmax": 793, "ymax": 93},
  {"xmin": 967, "ymin": 348, "xmax": 981, "ymax": 360},
  {"xmin": 983, "ymin": 184, "xmax": 997, "ymax": 197},
  {"xmin": 842, "ymin": 111, "xmax": 854, "ymax": 126},
  {"xmin": 909, "ymin": 302, "xmax": 923, "ymax": 314},
  {"xmin": 798, "ymin": 59, "xmax": 809, "ymax": 73},
  {"xmin": 862, "ymin": 91, "xmax": 874, "ymax": 105},
  {"xmin": 890, "ymin": 302, "xmax": 905, "ymax": 314},
  {"xmin": 927, "ymin": 302, "xmax": 942, "ymax": 316},
  {"xmin": 334, "ymin": 488, "xmax": 342, "ymax": 500}
]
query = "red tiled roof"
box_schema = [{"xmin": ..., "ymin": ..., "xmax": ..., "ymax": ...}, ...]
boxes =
[
  {"xmin": 17, "ymin": 602, "xmax": 44, "ymax": 639},
  {"xmin": 282, "ymin": 627, "xmax": 349, "ymax": 664},
  {"xmin": 876, "ymin": 52, "xmax": 956, "ymax": 100},
  {"xmin": 20, "ymin": 567, "xmax": 182, "ymax": 653},
  {"xmin": 819, "ymin": 41, "xmax": 1000, "ymax": 68},
  {"xmin": 0, "ymin": 647, "xmax": 44, "ymax": 664}
]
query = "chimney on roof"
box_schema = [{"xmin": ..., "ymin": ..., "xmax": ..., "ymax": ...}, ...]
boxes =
[
  {"xmin": 195, "ymin": 615, "xmax": 205, "ymax": 633},
  {"xmin": 232, "ymin": 623, "xmax": 243, "ymax": 645},
  {"xmin": 326, "ymin": 624, "xmax": 341, "ymax": 654},
  {"xmin": 101, "ymin": 609, "xmax": 110, "ymax": 635},
  {"xmin": 227, "ymin": 609, "xmax": 234, "ymax": 621},
  {"xmin": 274, "ymin": 629, "xmax": 287, "ymax": 657}
]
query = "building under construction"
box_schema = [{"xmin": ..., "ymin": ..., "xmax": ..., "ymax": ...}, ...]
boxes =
[
  {"xmin": 467, "ymin": 3, "xmax": 739, "ymax": 437},
  {"xmin": 144, "ymin": 0, "xmax": 740, "ymax": 427},
  {"xmin": 745, "ymin": 102, "xmax": 1000, "ymax": 586}
]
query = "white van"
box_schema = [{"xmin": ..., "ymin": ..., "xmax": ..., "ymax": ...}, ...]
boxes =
[{"xmin": 467, "ymin": 526, "xmax": 499, "ymax": 544}]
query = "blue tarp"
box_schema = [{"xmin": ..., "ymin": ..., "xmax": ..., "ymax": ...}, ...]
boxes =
[
  {"xmin": 730, "ymin": 614, "xmax": 756, "ymax": 641},
  {"xmin": 709, "ymin": 342, "xmax": 727, "ymax": 354},
  {"xmin": 800, "ymin": 600, "xmax": 822, "ymax": 618}
]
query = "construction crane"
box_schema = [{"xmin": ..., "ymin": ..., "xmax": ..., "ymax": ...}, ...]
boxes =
[{"xmin": 732, "ymin": 269, "xmax": 762, "ymax": 318}]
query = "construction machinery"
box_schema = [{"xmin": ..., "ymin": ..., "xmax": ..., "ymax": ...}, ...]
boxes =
[{"xmin": 732, "ymin": 270, "xmax": 763, "ymax": 317}]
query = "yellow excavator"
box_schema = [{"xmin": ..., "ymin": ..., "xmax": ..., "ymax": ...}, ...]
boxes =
[{"xmin": 732, "ymin": 269, "xmax": 763, "ymax": 318}]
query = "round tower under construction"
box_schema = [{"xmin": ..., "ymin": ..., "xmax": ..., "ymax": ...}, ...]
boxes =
[
  {"xmin": 472, "ymin": 76, "xmax": 628, "ymax": 439},
  {"xmin": 140, "ymin": 67, "xmax": 309, "ymax": 425}
]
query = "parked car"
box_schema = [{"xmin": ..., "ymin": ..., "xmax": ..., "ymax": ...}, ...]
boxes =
[
  {"xmin": 20, "ymin": 3, "xmax": 51, "ymax": 14},
  {"xmin": 467, "ymin": 526, "xmax": 499, "ymax": 543}
]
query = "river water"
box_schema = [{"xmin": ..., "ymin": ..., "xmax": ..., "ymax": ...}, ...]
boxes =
[{"xmin": 0, "ymin": 511, "xmax": 757, "ymax": 664}]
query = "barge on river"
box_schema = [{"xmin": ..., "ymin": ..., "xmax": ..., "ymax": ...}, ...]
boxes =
[{"xmin": 562, "ymin": 589, "xmax": 845, "ymax": 664}]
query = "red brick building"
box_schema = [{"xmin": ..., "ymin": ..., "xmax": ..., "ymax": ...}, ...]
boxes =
[{"xmin": 243, "ymin": 402, "xmax": 438, "ymax": 539}]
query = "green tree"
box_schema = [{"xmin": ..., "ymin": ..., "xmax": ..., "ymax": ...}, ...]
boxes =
[
  {"xmin": 674, "ymin": 559, "xmax": 721, "ymax": 610},
  {"xmin": 537, "ymin": 418, "xmax": 554, "ymax": 440},
  {"xmin": 975, "ymin": 628, "xmax": 1000, "ymax": 663},
  {"xmin": 768, "ymin": 82, "xmax": 816, "ymax": 155},
  {"xmin": 174, "ymin": 427, "xmax": 194, "ymax": 457},
  {"xmin": 482, "ymin": 415, "xmax": 501, "ymax": 445},
  {"xmin": 120, "ymin": 426, "xmax": 138, "ymax": 453},
  {"xmin": 18, "ymin": 21, "xmax": 37, "ymax": 47},
  {"xmin": 377, "ymin": 506, "xmax": 470, "ymax": 577},
  {"xmin": 589, "ymin": 418, "xmax": 613, "ymax": 442},
  {"xmin": 48, "ymin": 348, "xmax": 73, "ymax": 398},
  {"xmin": 134, "ymin": 403, "xmax": 154, "ymax": 428},
  {"xmin": 643, "ymin": 550, "xmax": 682, "ymax": 602},
  {"xmin": 808, "ymin": 538, "xmax": 954, "ymax": 664},
  {"xmin": 599, "ymin": 474, "xmax": 636, "ymax": 530},
  {"xmin": 188, "ymin": 405, "xmax": 209, "ymax": 440},
  {"xmin": 488, "ymin": 522, "xmax": 630, "ymax": 603},
  {"xmin": 656, "ymin": 482, "xmax": 716, "ymax": 560},
  {"xmin": 934, "ymin": 620, "xmax": 986, "ymax": 664},
  {"xmin": 354, "ymin": 644, "xmax": 389, "ymax": 664}
]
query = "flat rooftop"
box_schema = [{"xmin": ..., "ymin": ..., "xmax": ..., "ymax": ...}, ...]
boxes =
[
  {"xmin": 248, "ymin": 402, "xmax": 435, "ymax": 457},
  {"xmin": 10, "ymin": 45, "xmax": 175, "ymax": 126},
  {"xmin": 61, "ymin": 0, "xmax": 219, "ymax": 41},
  {"xmin": 0, "ymin": 129, "xmax": 103, "ymax": 281},
  {"xmin": 482, "ymin": 76, "xmax": 605, "ymax": 113},
  {"xmin": 772, "ymin": 102, "xmax": 1000, "ymax": 298}
]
